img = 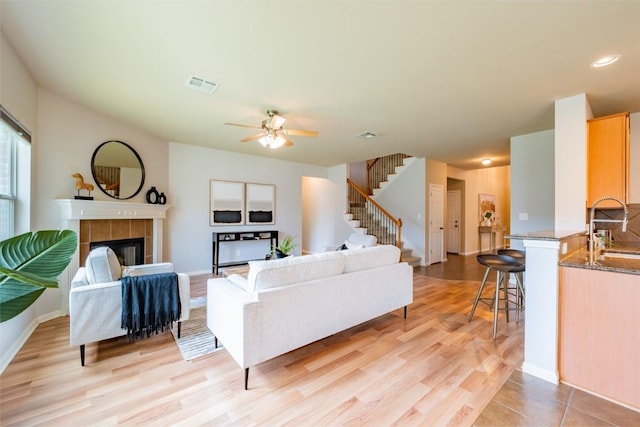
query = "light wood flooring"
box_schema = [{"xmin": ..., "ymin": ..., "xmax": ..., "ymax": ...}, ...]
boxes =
[{"xmin": 1, "ymin": 254, "xmax": 637, "ymax": 425}]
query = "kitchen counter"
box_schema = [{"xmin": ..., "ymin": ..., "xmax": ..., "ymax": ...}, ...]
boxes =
[
  {"xmin": 559, "ymin": 242, "xmax": 640, "ymax": 275},
  {"xmin": 505, "ymin": 230, "xmax": 585, "ymax": 241}
]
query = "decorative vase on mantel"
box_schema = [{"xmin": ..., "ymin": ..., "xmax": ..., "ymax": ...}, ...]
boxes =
[{"xmin": 484, "ymin": 219, "xmax": 492, "ymax": 227}]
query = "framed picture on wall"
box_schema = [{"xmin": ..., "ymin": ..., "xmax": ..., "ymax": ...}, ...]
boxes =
[
  {"xmin": 210, "ymin": 180, "xmax": 245, "ymax": 226},
  {"xmin": 245, "ymin": 183, "xmax": 275, "ymax": 225},
  {"xmin": 478, "ymin": 193, "xmax": 496, "ymax": 225}
]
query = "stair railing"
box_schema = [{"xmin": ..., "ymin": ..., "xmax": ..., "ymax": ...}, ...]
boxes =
[
  {"xmin": 347, "ymin": 178, "xmax": 402, "ymax": 247},
  {"xmin": 366, "ymin": 153, "xmax": 410, "ymax": 195}
]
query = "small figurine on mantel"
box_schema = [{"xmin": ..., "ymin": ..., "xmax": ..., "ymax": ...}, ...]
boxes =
[{"xmin": 71, "ymin": 173, "xmax": 94, "ymax": 200}]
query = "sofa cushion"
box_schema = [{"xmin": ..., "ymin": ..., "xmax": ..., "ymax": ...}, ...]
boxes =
[
  {"xmin": 342, "ymin": 245, "xmax": 401, "ymax": 273},
  {"xmin": 85, "ymin": 246, "xmax": 121, "ymax": 284},
  {"xmin": 344, "ymin": 240, "xmax": 364, "ymax": 250},
  {"xmin": 247, "ymin": 251, "xmax": 346, "ymax": 293}
]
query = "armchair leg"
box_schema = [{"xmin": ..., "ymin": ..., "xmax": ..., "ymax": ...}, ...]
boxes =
[
  {"xmin": 403, "ymin": 306, "xmax": 407, "ymax": 319},
  {"xmin": 244, "ymin": 367, "xmax": 249, "ymax": 390},
  {"xmin": 177, "ymin": 321, "xmax": 182, "ymax": 339},
  {"xmin": 80, "ymin": 345, "xmax": 85, "ymax": 366},
  {"xmin": 214, "ymin": 336, "xmax": 218, "ymax": 348}
]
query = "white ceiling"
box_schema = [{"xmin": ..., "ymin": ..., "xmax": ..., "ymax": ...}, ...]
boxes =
[{"xmin": 1, "ymin": 1, "xmax": 639, "ymax": 169}]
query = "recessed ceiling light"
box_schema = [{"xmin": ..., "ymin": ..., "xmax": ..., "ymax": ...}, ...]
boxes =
[
  {"xmin": 357, "ymin": 131, "xmax": 377, "ymax": 139},
  {"xmin": 481, "ymin": 159, "xmax": 492, "ymax": 166},
  {"xmin": 591, "ymin": 55, "xmax": 621, "ymax": 68}
]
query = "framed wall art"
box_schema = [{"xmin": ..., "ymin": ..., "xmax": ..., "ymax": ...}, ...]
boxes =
[
  {"xmin": 478, "ymin": 193, "xmax": 496, "ymax": 225},
  {"xmin": 210, "ymin": 180, "xmax": 245, "ymax": 225},
  {"xmin": 245, "ymin": 183, "xmax": 275, "ymax": 225}
]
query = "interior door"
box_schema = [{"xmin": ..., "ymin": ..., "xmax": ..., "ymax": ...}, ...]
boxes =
[
  {"xmin": 429, "ymin": 184, "xmax": 444, "ymax": 264},
  {"xmin": 447, "ymin": 190, "xmax": 461, "ymax": 253}
]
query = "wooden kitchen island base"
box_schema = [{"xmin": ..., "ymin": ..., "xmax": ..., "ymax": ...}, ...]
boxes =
[{"xmin": 559, "ymin": 266, "xmax": 640, "ymax": 410}]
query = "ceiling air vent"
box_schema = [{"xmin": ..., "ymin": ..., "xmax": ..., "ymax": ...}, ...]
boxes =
[
  {"xmin": 357, "ymin": 131, "xmax": 377, "ymax": 139},
  {"xmin": 186, "ymin": 75, "xmax": 219, "ymax": 94}
]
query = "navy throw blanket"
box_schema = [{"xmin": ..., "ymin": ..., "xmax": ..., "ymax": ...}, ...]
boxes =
[{"xmin": 121, "ymin": 272, "xmax": 181, "ymax": 340}]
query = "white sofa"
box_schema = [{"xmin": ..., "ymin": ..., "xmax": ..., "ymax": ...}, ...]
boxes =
[
  {"xmin": 70, "ymin": 260, "xmax": 190, "ymax": 365},
  {"xmin": 206, "ymin": 245, "xmax": 413, "ymax": 389}
]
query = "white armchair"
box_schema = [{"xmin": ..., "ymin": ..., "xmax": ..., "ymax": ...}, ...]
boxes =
[{"xmin": 69, "ymin": 256, "xmax": 190, "ymax": 366}]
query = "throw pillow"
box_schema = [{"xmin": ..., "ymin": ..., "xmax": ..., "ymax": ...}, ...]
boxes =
[
  {"xmin": 85, "ymin": 246, "xmax": 122, "ymax": 284},
  {"xmin": 344, "ymin": 240, "xmax": 365, "ymax": 250}
]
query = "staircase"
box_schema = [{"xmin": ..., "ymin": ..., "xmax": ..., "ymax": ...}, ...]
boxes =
[{"xmin": 345, "ymin": 155, "xmax": 421, "ymax": 267}]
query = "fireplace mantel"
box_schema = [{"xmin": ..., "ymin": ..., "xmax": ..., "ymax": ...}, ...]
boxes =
[
  {"xmin": 56, "ymin": 199, "xmax": 170, "ymax": 220},
  {"xmin": 56, "ymin": 199, "xmax": 171, "ymax": 315}
]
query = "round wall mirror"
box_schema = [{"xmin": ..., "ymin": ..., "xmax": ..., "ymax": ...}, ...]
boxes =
[{"xmin": 91, "ymin": 140, "xmax": 145, "ymax": 200}]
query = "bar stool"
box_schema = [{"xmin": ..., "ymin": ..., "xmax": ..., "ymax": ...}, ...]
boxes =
[
  {"xmin": 497, "ymin": 249, "xmax": 525, "ymax": 305},
  {"xmin": 468, "ymin": 254, "xmax": 525, "ymax": 340}
]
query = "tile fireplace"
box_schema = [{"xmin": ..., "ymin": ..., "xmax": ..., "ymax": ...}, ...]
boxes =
[{"xmin": 57, "ymin": 199, "xmax": 170, "ymax": 314}]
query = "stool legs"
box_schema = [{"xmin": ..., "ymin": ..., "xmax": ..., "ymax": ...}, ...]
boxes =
[
  {"xmin": 470, "ymin": 268, "xmax": 524, "ymax": 340},
  {"xmin": 469, "ymin": 266, "xmax": 492, "ymax": 322}
]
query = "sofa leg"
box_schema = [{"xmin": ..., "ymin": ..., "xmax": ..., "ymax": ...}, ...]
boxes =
[
  {"xmin": 177, "ymin": 321, "xmax": 182, "ymax": 338},
  {"xmin": 404, "ymin": 306, "xmax": 407, "ymax": 319},
  {"xmin": 214, "ymin": 336, "xmax": 218, "ymax": 348},
  {"xmin": 80, "ymin": 345, "xmax": 85, "ymax": 366},
  {"xmin": 244, "ymin": 367, "xmax": 249, "ymax": 390}
]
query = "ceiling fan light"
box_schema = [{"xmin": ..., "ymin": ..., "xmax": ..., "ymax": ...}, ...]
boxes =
[
  {"xmin": 259, "ymin": 134, "xmax": 286, "ymax": 149},
  {"xmin": 591, "ymin": 55, "xmax": 621, "ymax": 68}
]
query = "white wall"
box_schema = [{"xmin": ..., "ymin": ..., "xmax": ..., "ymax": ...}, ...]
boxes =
[
  {"xmin": 302, "ymin": 176, "xmax": 341, "ymax": 254},
  {"xmin": 554, "ymin": 93, "xmax": 592, "ymax": 230},
  {"xmin": 33, "ymin": 89, "xmax": 171, "ymax": 317},
  {"xmin": 167, "ymin": 142, "xmax": 328, "ymax": 274},
  {"xmin": 510, "ymin": 129, "xmax": 555, "ymax": 250},
  {"xmin": 374, "ymin": 157, "xmax": 426, "ymax": 262},
  {"xmin": 0, "ymin": 32, "xmax": 39, "ymax": 374}
]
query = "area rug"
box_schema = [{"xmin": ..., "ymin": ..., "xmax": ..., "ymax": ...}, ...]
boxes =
[{"xmin": 171, "ymin": 297, "xmax": 223, "ymax": 360}]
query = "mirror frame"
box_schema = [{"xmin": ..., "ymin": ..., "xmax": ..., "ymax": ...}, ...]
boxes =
[{"xmin": 91, "ymin": 140, "xmax": 145, "ymax": 200}]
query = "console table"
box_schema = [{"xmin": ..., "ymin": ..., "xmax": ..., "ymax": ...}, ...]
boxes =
[
  {"xmin": 212, "ymin": 230, "xmax": 278, "ymax": 274},
  {"xmin": 478, "ymin": 226, "xmax": 496, "ymax": 253}
]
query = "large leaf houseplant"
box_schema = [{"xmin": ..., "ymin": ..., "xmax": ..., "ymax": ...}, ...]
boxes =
[{"xmin": 0, "ymin": 230, "xmax": 77, "ymax": 322}]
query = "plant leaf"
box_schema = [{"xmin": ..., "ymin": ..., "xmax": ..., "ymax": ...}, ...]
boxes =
[
  {"xmin": 0, "ymin": 267, "xmax": 58, "ymax": 287},
  {"xmin": 0, "ymin": 230, "xmax": 77, "ymax": 322},
  {"xmin": 0, "ymin": 280, "xmax": 45, "ymax": 323}
]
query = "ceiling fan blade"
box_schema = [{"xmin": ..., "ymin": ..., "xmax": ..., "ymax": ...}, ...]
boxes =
[
  {"xmin": 224, "ymin": 122, "xmax": 263, "ymax": 130},
  {"xmin": 283, "ymin": 135, "xmax": 294, "ymax": 147},
  {"xmin": 270, "ymin": 114, "xmax": 286, "ymax": 129},
  {"xmin": 241, "ymin": 133, "xmax": 265, "ymax": 142},
  {"xmin": 283, "ymin": 129, "xmax": 319, "ymax": 137}
]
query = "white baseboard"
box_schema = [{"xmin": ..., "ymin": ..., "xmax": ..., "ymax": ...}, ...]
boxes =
[
  {"xmin": 521, "ymin": 362, "xmax": 559, "ymax": 385},
  {"xmin": 185, "ymin": 269, "xmax": 211, "ymax": 276},
  {"xmin": 0, "ymin": 316, "xmax": 39, "ymax": 375},
  {"xmin": 0, "ymin": 310, "xmax": 64, "ymax": 375}
]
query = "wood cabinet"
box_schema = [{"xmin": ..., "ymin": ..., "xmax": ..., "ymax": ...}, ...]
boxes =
[
  {"xmin": 559, "ymin": 266, "xmax": 640, "ymax": 410},
  {"xmin": 587, "ymin": 112, "xmax": 630, "ymax": 207}
]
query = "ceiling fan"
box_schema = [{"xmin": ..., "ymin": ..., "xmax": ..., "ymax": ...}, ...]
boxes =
[{"xmin": 224, "ymin": 110, "xmax": 318, "ymax": 149}]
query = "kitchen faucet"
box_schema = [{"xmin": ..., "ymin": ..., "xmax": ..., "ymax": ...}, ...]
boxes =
[{"xmin": 589, "ymin": 196, "xmax": 628, "ymax": 265}]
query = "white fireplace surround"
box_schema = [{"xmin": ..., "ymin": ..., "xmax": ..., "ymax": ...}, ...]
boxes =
[{"xmin": 57, "ymin": 199, "xmax": 170, "ymax": 314}]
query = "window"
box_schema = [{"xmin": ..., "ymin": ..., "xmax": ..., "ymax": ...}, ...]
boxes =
[{"xmin": 0, "ymin": 107, "xmax": 31, "ymax": 241}]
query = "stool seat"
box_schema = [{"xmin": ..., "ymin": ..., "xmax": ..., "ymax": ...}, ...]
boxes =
[
  {"xmin": 477, "ymin": 254, "xmax": 525, "ymax": 272},
  {"xmin": 497, "ymin": 249, "xmax": 525, "ymax": 264},
  {"xmin": 470, "ymin": 253, "xmax": 526, "ymax": 339}
]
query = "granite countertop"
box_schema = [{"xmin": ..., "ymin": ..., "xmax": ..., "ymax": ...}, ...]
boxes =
[
  {"xmin": 505, "ymin": 230, "xmax": 585, "ymax": 241},
  {"xmin": 559, "ymin": 242, "xmax": 640, "ymax": 275}
]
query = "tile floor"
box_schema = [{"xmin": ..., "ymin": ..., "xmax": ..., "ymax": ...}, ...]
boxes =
[
  {"xmin": 425, "ymin": 254, "xmax": 640, "ymax": 426},
  {"xmin": 474, "ymin": 369, "xmax": 640, "ymax": 426}
]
